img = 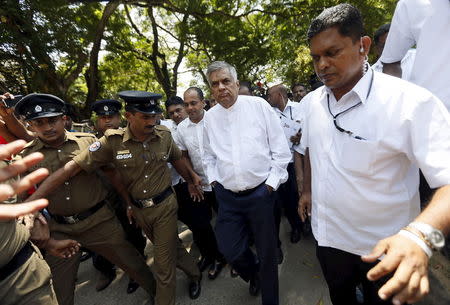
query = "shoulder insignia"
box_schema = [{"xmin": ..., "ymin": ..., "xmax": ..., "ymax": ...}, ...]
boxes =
[
  {"xmin": 89, "ymin": 141, "xmax": 101, "ymax": 152},
  {"xmin": 155, "ymin": 125, "xmax": 170, "ymax": 132},
  {"xmin": 70, "ymin": 132, "xmax": 96, "ymax": 138},
  {"xmin": 104, "ymin": 128, "xmax": 124, "ymax": 137}
]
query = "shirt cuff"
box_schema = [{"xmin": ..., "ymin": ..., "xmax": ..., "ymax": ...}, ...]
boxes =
[{"xmin": 265, "ymin": 173, "xmax": 281, "ymax": 191}]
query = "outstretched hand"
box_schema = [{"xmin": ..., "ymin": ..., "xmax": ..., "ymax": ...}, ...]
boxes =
[{"xmin": 362, "ymin": 233, "xmax": 430, "ymax": 305}]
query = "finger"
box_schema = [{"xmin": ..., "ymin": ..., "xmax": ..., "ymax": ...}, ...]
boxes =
[
  {"xmin": 36, "ymin": 213, "xmax": 48, "ymax": 225},
  {"xmin": 298, "ymin": 206, "xmax": 306, "ymax": 222},
  {"xmin": 7, "ymin": 168, "xmax": 49, "ymax": 197},
  {"xmin": 0, "ymin": 199, "xmax": 48, "ymax": 220},
  {"xmin": 0, "ymin": 140, "xmax": 27, "ymax": 161},
  {"xmin": 0, "ymin": 152, "xmax": 46, "ymax": 182},
  {"xmin": 362, "ymin": 240, "xmax": 388, "ymax": 264},
  {"xmin": 406, "ymin": 276, "xmax": 429, "ymax": 304},
  {"xmin": 377, "ymin": 259, "xmax": 415, "ymax": 301},
  {"xmin": 366, "ymin": 248, "xmax": 403, "ymax": 281},
  {"xmin": 391, "ymin": 271, "xmax": 421, "ymax": 305}
]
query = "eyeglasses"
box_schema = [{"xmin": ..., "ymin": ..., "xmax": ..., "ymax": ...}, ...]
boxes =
[{"xmin": 326, "ymin": 68, "xmax": 374, "ymax": 141}]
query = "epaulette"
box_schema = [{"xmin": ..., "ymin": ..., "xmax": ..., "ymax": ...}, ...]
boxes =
[
  {"xmin": 69, "ymin": 132, "xmax": 96, "ymax": 138},
  {"xmin": 104, "ymin": 128, "xmax": 125, "ymax": 137},
  {"xmin": 155, "ymin": 125, "xmax": 170, "ymax": 132}
]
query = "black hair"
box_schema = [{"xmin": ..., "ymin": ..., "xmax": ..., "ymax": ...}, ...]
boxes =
[
  {"xmin": 307, "ymin": 3, "xmax": 364, "ymax": 43},
  {"xmin": 186, "ymin": 87, "xmax": 204, "ymax": 100},
  {"xmin": 164, "ymin": 96, "xmax": 184, "ymax": 109},
  {"xmin": 374, "ymin": 23, "xmax": 390, "ymax": 45},
  {"xmin": 291, "ymin": 83, "xmax": 307, "ymax": 91}
]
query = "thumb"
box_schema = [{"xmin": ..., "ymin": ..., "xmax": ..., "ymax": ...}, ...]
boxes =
[{"xmin": 361, "ymin": 240, "xmax": 387, "ymax": 263}]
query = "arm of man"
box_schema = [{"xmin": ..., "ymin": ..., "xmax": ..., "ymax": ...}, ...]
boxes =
[
  {"xmin": 379, "ymin": 0, "xmax": 417, "ymax": 78},
  {"xmin": 363, "ymin": 185, "xmax": 450, "ymax": 305},
  {"xmin": 102, "ymin": 167, "xmax": 135, "ymax": 224},
  {"xmin": 171, "ymin": 157, "xmax": 204, "ymax": 201},
  {"xmin": 201, "ymin": 118, "xmax": 219, "ymax": 186},
  {"xmin": 297, "ymin": 149, "xmax": 311, "ymax": 222},
  {"xmin": 0, "ymin": 94, "xmax": 35, "ymax": 142},
  {"xmin": 362, "ymin": 91, "xmax": 450, "ymax": 305},
  {"xmin": 262, "ymin": 104, "xmax": 292, "ymax": 191}
]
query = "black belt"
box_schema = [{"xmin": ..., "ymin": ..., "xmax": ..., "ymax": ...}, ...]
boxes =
[
  {"xmin": 0, "ymin": 242, "xmax": 34, "ymax": 282},
  {"xmin": 132, "ymin": 186, "xmax": 173, "ymax": 208},
  {"xmin": 233, "ymin": 182, "xmax": 265, "ymax": 196},
  {"xmin": 51, "ymin": 200, "xmax": 106, "ymax": 224}
]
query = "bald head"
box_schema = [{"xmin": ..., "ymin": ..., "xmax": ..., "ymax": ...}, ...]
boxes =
[{"xmin": 267, "ymin": 84, "xmax": 288, "ymax": 110}]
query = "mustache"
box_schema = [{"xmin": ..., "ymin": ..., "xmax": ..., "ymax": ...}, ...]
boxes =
[
  {"xmin": 43, "ymin": 131, "xmax": 56, "ymax": 136},
  {"xmin": 145, "ymin": 125, "xmax": 155, "ymax": 129}
]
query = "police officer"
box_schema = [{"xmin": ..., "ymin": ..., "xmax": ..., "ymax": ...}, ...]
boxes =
[
  {"xmin": 15, "ymin": 93, "xmax": 157, "ymax": 305},
  {"xmin": 0, "ymin": 139, "xmax": 80, "ymax": 305},
  {"xmin": 27, "ymin": 91, "xmax": 203, "ymax": 305},
  {"xmin": 89, "ymin": 99, "xmax": 147, "ymax": 293}
]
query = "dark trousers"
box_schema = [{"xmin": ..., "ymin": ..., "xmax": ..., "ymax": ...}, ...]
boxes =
[
  {"xmin": 275, "ymin": 162, "xmax": 303, "ymax": 245},
  {"xmin": 316, "ymin": 245, "xmax": 391, "ymax": 305},
  {"xmin": 175, "ymin": 182, "xmax": 223, "ymax": 262},
  {"xmin": 93, "ymin": 195, "xmax": 146, "ymax": 277},
  {"xmin": 214, "ymin": 182, "xmax": 278, "ymax": 305}
]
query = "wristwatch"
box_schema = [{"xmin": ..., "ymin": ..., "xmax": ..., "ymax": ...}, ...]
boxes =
[{"xmin": 409, "ymin": 222, "xmax": 445, "ymax": 251}]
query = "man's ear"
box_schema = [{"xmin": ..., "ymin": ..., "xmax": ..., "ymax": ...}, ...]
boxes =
[
  {"xmin": 236, "ymin": 80, "xmax": 240, "ymax": 89},
  {"xmin": 360, "ymin": 36, "xmax": 372, "ymax": 57}
]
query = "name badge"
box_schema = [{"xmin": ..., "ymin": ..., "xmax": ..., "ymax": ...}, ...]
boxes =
[{"xmin": 116, "ymin": 153, "xmax": 133, "ymax": 160}]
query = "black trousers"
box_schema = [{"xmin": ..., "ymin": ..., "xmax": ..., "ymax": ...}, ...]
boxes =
[
  {"xmin": 214, "ymin": 182, "xmax": 278, "ymax": 305},
  {"xmin": 93, "ymin": 194, "xmax": 146, "ymax": 277},
  {"xmin": 275, "ymin": 162, "xmax": 303, "ymax": 240},
  {"xmin": 316, "ymin": 245, "xmax": 391, "ymax": 305},
  {"xmin": 174, "ymin": 182, "xmax": 223, "ymax": 262}
]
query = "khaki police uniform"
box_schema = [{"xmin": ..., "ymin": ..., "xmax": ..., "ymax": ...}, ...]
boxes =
[
  {"xmin": 0, "ymin": 221, "xmax": 58, "ymax": 305},
  {"xmin": 1, "ymin": 160, "xmax": 56, "ymax": 305},
  {"xmin": 73, "ymin": 125, "xmax": 200, "ymax": 305},
  {"xmin": 20, "ymin": 131, "xmax": 156, "ymax": 305}
]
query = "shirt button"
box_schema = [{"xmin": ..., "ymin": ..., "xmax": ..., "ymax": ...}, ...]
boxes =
[
  {"xmin": 143, "ymin": 190, "xmax": 147, "ymax": 193},
  {"xmin": 145, "ymin": 175, "xmax": 148, "ymax": 179},
  {"xmin": 124, "ymin": 164, "xmax": 127, "ymax": 167},
  {"xmin": 57, "ymin": 149, "xmax": 62, "ymax": 153},
  {"xmin": 66, "ymin": 197, "xmax": 70, "ymax": 200},
  {"xmin": 64, "ymin": 182, "xmax": 69, "ymax": 185},
  {"xmin": 145, "ymin": 161, "xmax": 149, "ymax": 164}
]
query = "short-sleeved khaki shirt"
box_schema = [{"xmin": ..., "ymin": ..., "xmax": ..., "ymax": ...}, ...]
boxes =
[
  {"xmin": 20, "ymin": 132, "xmax": 108, "ymax": 216},
  {"xmin": 0, "ymin": 221, "xmax": 29, "ymax": 267},
  {"xmin": 74, "ymin": 125, "xmax": 182, "ymax": 200}
]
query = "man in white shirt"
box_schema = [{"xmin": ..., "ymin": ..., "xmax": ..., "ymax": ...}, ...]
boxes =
[
  {"xmin": 174, "ymin": 87, "xmax": 226, "ymax": 279},
  {"xmin": 266, "ymin": 84, "xmax": 304, "ymax": 249},
  {"xmin": 291, "ymin": 83, "xmax": 308, "ymax": 102},
  {"xmin": 298, "ymin": 4, "xmax": 450, "ymax": 305},
  {"xmin": 380, "ymin": 0, "xmax": 450, "ymax": 111},
  {"xmin": 371, "ymin": 23, "xmax": 415, "ymax": 81},
  {"xmin": 203, "ymin": 61, "xmax": 291, "ymax": 305}
]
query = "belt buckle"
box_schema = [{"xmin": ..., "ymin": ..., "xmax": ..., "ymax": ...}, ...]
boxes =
[
  {"xmin": 64, "ymin": 215, "xmax": 78, "ymax": 224},
  {"xmin": 142, "ymin": 198, "xmax": 155, "ymax": 208}
]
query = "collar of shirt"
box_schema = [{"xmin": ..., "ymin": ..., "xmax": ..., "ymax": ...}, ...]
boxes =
[
  {"xmin": 33, "ymin": 131, "xmax": 78, "ymax": 150},
  {"xmin": 325, "ymin": 67, "xmax": 374, "ymax": 108},
  {"xmin": 186, "ymin": 110, "xmax": 206, "ymax": 127},
  {"xmin": 122, "ymin": 125, "xmax": 162, "ymax": 143}
]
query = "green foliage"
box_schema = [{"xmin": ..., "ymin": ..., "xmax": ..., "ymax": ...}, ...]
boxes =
[{"xmin": 0, "ymin": 0, "xmax": 398, "ymax": 119}]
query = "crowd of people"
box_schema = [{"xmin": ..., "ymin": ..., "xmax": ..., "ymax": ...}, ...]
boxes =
[{"xmin": 1, "ymin": 2, "xmax": 449, "ymax": 305}]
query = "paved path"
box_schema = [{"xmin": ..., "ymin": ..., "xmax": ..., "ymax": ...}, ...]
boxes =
[{"xmin": 74, "ymin": 218, "xmax": 448, "ymax": 305}]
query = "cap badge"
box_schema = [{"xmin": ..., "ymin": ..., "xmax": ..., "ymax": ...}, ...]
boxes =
[
  {"xmin": 104, "ymin": 106, "xmax": 109, "ymax": 111},
  {"xmin": 150, "ymin": 100, "xmax": 155, "ymax": 105},
  {"xmin": 35, "ymin": 105, "xmax": 42, "ymax": 112}
]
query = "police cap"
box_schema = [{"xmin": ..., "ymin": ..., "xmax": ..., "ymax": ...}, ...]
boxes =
[
  {"xmin": 118, "ymin": 90, "xmax": 163, "ymax": 114},
  {"xmin": 91, "ymin": 99, "xmax": 122, "ymax": 116},
  {"xmin": 15, "ymin": 93, "xmax": 66, "ymax": 121}
]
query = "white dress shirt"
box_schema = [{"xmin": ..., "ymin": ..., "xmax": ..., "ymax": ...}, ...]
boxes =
[
  {"xmin": 296, "ymin": 68, "xmax": 450, "ymax": 256},
  {"xmin": 380, "ymin": 0, "xmax": 450, "ymax": 111},
  {"xmin": 372, "ymin": 49, "xmax": 416, "ymax": 81},
  {"xmin": 203, "ymin": 95, "xmax": 291, "ymax": 192},
  {"xmin": 160, "ymin": 119, "xmax": 183, "ymax": 186},
  {"xmin": 273, "ymin": 100, "xmax": 305, "ymax": 161},
  {"xmin": 174, "ymin": 111, "xmax": 212, "ymax": 191}
]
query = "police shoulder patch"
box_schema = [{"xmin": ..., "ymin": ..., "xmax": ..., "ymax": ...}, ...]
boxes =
[{"xmin": 89, "ymin": 141, "xmax": 101, "ymax": 152}]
